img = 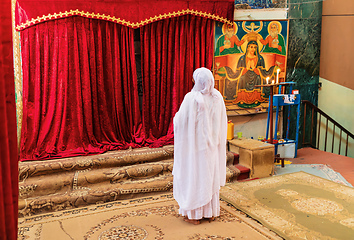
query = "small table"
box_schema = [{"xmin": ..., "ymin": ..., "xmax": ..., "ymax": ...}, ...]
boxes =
[{"xmin": 229, "ymin": 138, "xmax": 274, "ymax": 179}]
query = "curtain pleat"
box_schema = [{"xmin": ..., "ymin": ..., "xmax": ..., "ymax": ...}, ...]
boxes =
[
  {"xmin": 0, "ymin": 0, "xmax": 18, "ymax": 238},
  {"xmin": 20, "ymin": 14, "xmax": 215, "ymax": 160},
  {"xmin": 140, "ymin": 15, "xmax": 214, "ymax": 147},
  {"xmin": 20, "ymin": 17, "xmax": 142, "ymax": 161}
]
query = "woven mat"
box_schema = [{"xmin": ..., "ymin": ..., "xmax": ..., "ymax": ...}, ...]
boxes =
[
  {"xmin": 18, "ymin": 193, "xmax": 280, "ymax": 240},
  {"xmin": 220, "ymin": 172, "xmax": 354, "ymax": 240}
]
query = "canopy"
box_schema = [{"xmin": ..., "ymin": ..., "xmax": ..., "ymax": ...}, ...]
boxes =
[{"xmin": 16, "ymin": 0, "xmax": 235, "ymax": 30}]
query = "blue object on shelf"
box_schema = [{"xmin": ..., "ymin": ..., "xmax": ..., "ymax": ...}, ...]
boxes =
[{"xmin": 265, "ymin": 82, "xmax": 301, "ymax": 158}]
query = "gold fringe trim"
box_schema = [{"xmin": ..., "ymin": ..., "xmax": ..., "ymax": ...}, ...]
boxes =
[
  {"xmin": 16, "ymin": 8, "xmax": 232, "ymax": 30},
  {"xmin": 12, "ymin": 0, "xmax": 23, "ymax": 146}
]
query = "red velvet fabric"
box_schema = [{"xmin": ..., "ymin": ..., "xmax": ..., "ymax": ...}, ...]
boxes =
[
  {"xmin": 16, "ymin": 0, "xmax": 234, "ymax": 30},
  {"xmin": 20, "ymin": 17, "xmax": 143, "ymax": 161},
  {"xmin": 140, "ymin": 15, "xmax": 214, "ymax": 147},
  {"xmin": 0, "ymin": 0, "xmax": 19, "ymax": 238}
]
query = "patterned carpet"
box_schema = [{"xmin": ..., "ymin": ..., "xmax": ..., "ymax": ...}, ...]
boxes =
[
  {"xmin": 220, "ymin": 172, "xmax": 354, "ymax": 240},
  {"xmin": 18, "ymin": 193, "xmax": 280, "ymax": 240},
  {"xmin": 274, "ymin": 164, "xmax": 353, "ymax": 187}
]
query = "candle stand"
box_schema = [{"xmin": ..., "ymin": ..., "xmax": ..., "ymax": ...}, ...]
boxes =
[{"xmin": 255, "ymin": 82, "xmax": 301, "ymax": 166}]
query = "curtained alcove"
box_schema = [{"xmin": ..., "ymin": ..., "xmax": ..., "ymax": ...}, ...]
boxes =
[
  {"xmin": 1, "ymin": 1, "xmax": 18, "ymax": 238},
  {"xmin": 15, "ymin": 0, "xmax": 235, "ymax": 161}
]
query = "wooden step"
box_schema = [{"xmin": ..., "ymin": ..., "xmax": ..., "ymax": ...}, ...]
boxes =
[
  {"xmin": 230, "ymin": 152, "xmax": 250, "ymax": 180},
  {"xmin": 18, "ymin": 147, "xmax": 241, "ymax": 217},
  {"xmin": 234, "ymin": 164, "xmax": 250, "ymax": 181},
  {"xmin": 232, "ymin": 153, "xmax": 240, "ymax": 165}
]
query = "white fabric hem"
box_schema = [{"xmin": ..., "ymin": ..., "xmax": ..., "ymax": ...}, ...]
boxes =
[{"xmin": 179, "ymin": 191, "xmax": 220, "ymax": 220}]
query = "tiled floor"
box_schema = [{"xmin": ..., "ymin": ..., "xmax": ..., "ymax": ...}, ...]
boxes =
[{"xmin": 288, "ymin": 147, "xmax": 354, "ymax": 186}]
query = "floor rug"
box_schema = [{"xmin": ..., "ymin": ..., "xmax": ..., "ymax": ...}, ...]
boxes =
[
  {"xmin": 274, "ymin": 164, "xmax": 353, "ymax": 187},
  {"xmin": 220, "ymin": 171, "xmax": 354, "ymax": 240},
  {"xmin": 18, "ymin": 193, "xmax": 280, "ymax": 240}
]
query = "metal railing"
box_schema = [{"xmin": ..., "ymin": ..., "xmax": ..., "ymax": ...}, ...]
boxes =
[{"xmin": 301, "ymin": 100, "xmax": 354, "ymax": 157}]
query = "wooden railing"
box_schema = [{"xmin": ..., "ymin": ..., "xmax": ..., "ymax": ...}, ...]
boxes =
[{"xmin": 301, "ymin": 100, "xmax": 354, "ymax": 157}]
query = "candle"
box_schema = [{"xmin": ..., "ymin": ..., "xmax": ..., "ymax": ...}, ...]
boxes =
[
  {"xmin": 266, "ymin": 77, "xmax": 269, "ymax": 85},
  {"xmin": 276, "ymin": 68, "xmax": 280, "ymax": 84},
  {"xmin": 272, "ymin": 80, "xmax": 275, "ymax": 84}
]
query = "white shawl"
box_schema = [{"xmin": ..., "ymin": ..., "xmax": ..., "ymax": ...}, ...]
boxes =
[{"xmin": 173, "ymin": 67, "xmax": 227, "ymax": 210}]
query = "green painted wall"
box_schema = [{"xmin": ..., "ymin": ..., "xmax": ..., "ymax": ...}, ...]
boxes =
[{"xmin": 285, "ymin": 0, "xmax": 322, "ymax": 147}]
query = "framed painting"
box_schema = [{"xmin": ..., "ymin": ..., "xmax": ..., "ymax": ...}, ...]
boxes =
[{"xmin": 214, "ymin": 20, "xmax": 288, "ymax": 110}]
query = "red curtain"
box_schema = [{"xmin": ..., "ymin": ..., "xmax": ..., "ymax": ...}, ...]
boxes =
[
  {"xmin": 140, "ymin": 15, "xmax": 214, "ymax": 147},
  {"xmin": 0, "ymin": 0, "xmax": 18, "ymax": 238},
  {"xmin": 20, "ymin": 17, "xmax": 143, "ymax": 161}
]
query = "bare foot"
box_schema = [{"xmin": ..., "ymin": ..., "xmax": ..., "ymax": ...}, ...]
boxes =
[
  {"xmin": 205, "ymin": 217, "xmax": 215, "ymax": 222},
  {"xmin": 183, "ymin": 217, "xmax": 201, "ymax": 225}
]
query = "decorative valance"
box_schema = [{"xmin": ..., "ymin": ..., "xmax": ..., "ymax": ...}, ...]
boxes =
[{"xmin": 15, "ymin": 0, "xmax": 235, "ymax": 30}]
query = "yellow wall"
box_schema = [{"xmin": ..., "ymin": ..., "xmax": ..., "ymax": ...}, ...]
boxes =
[{"xmin": 228, "ymin": 112, "xmax": 282, "ymax": 141}]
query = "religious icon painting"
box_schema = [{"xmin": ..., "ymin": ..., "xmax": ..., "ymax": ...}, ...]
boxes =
[
  {"xmin": 214, "ymin": 20, "xmax": 288, "ymax": 109},
  {"xmin": 235, "ymin": 0, "xmax": 279, "ymax": 9}
]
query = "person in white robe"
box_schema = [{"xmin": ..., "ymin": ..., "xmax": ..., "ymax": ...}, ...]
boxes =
[{"xmin": 173, "ymin": 67, "xmax": 228, "ymax": 225}]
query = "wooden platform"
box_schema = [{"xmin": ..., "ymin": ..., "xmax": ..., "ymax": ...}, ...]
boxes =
[{"xmin": 18, "ymin": 146, "xmax": 241, "ymax": 217}]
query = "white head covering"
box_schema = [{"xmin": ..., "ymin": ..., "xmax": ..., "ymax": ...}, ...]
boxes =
[
  {"xmin": 192, "ymin": 67, "xmax": 215, "ymax": 95},
  {"xmin": 191, "ymin": 67, "xmax": 219, "ymax": 110}
]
